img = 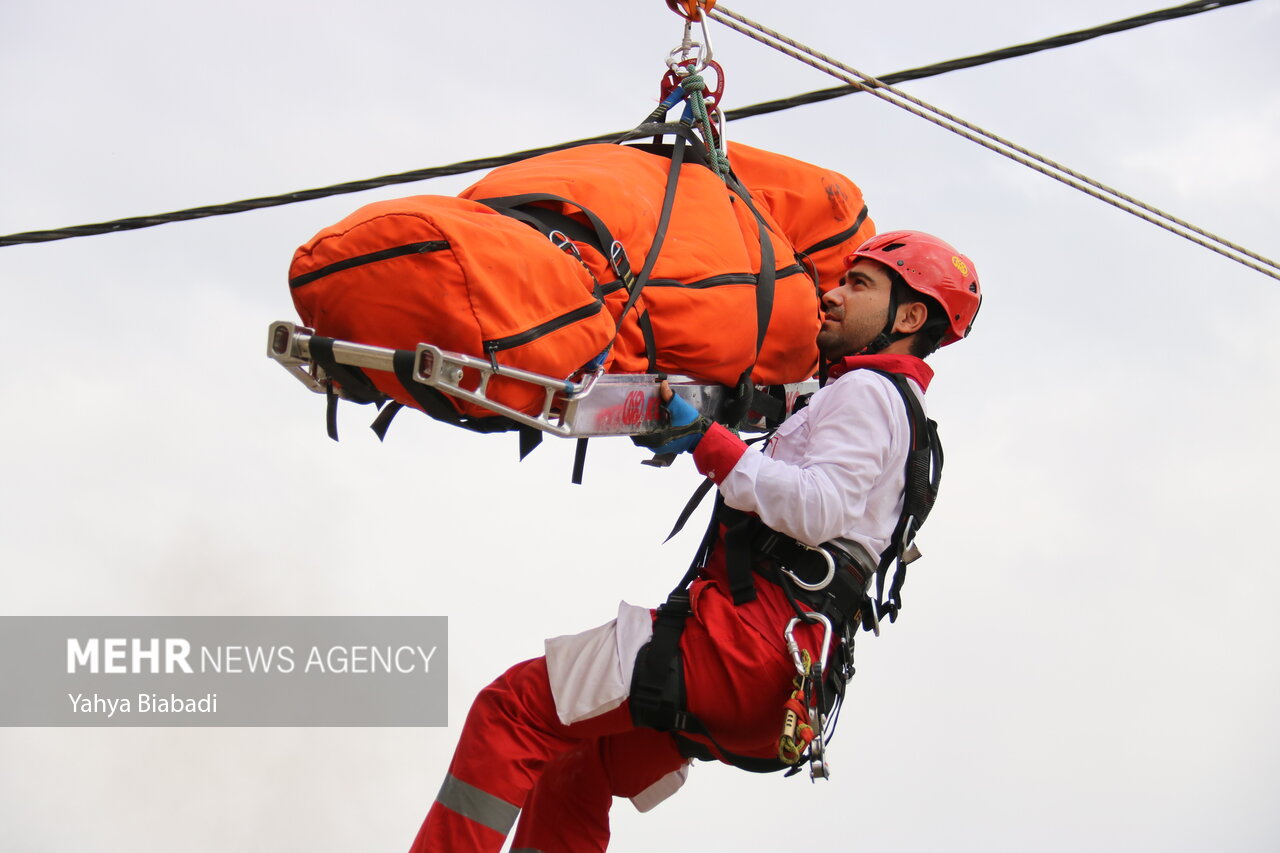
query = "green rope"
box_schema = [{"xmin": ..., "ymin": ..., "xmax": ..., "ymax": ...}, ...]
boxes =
[{"xmin": 681, "ymin": 72, "xmax": 731, "ymax": 178}]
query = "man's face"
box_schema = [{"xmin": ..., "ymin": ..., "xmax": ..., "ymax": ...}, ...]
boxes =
[{"xmin": 816, "ymin": 258, "xmax": 894, "ymax": 360}]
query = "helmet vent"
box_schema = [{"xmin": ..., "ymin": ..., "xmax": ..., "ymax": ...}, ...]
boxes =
[{"xmin": 881, "ymin": 242, "xmax": 907, "ymax": 251}]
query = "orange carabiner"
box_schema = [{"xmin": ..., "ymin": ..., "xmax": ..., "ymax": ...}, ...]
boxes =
[{"xmin": 665, "ymin": 0, "xmax": 716, "ymax": 21}]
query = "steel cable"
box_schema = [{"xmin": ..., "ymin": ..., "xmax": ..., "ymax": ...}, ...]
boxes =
[
  {"xmin": 708, "ymin": 2, "xmax": 1280, "ymax": 282},
  {"xmin": 0, "ymin": 0, "xmax": 1264, "ymax": 259},
  {"xmin": 726, "ymin": 0, "xmax": 1257, "ymax": 120}
]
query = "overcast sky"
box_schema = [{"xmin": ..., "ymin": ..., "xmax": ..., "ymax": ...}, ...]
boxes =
[{"xmin": 2, "ymin": 1, "xmax": 1278, "ymax": 851}]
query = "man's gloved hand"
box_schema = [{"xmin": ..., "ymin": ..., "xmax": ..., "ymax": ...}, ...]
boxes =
[{"xmin": 633, "ymin": 380, "xmax": 711, "ymax": 458}]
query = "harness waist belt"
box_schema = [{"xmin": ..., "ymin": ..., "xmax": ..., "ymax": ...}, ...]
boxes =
[{"xmin": 748, "ymin": 527, "xmax": 875, "ymax": 629}]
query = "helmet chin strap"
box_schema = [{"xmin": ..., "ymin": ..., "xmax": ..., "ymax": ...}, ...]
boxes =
[{"xmin": 857, "ymin": 291, "xmax": 902, "ymax": 356}]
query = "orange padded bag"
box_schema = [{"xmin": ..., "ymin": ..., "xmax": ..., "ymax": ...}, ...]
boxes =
[
  {"xmin": 289, "ymin": 195, "xmax": 613, "ymax": 420},
  {"xmin": 461, "ymin": 143, "xmax": 822, "ymax": 386},
  {"xmin": 727, "ymin": 142, "xmax": 876, "ymax": 292}
]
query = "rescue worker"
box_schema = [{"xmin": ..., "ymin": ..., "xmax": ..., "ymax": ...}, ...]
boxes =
[{"xmin": 408, "ymin": 229, "xmax": 982, "ymax": 852}]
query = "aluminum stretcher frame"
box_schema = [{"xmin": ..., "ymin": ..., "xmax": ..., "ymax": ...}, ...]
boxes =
[{"xmin": 268, "ymin": 321, "xmax": 818, "ymax": 437}]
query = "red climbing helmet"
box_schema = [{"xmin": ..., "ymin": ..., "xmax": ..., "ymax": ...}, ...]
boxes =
[{"xmin": 845, "ymin": 230, "xmax": 982, "ymax": 346}]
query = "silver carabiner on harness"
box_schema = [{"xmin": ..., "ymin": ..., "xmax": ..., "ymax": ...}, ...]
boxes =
[
  {"xmin": 783, "ymin": 612, "xmax": 833, "ymax": 780},
  {"xmin": 784, "ymin": 612, "xmax": 832, "ymax": 678},
  {"xmin": 666, "ymin": 15, "xmax": 714, "ymax": 75},
  {"xmin": 780, "ymin": 544, "xmax": 836, "ymax": 592}
]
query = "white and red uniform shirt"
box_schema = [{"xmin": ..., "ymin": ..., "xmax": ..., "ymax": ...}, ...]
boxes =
[{"xmin": 693, "ymin": 353, "xmax": 933, "ymax": 561}]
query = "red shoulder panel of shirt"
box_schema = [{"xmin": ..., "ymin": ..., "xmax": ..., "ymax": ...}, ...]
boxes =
[{"xmin": 827, "ymin": 354, "xmax": 933, "ymax": 391}]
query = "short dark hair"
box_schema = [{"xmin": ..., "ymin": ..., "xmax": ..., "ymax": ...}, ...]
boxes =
[{"xmin": 888, "ymin": 270, "xmax": 949, "ymax": 358}]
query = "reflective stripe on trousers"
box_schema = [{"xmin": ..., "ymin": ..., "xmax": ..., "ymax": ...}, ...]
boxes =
[
  {"xmin": 434, "ymin": 774, "xmax": 519, "ymax": 836},
  {"xmin": 407, "ymin": 658, "xmax": 684, "ymax": 853}
]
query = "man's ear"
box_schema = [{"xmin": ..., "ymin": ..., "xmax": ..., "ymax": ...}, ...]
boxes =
[{"xmin": 893, "ymin": 300, "xmax": 929, "ymax": 335}]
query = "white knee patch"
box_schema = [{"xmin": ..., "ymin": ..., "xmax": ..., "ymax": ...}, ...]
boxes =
[
  {"xmin": 630, "ymin": 764, "xmax": 691, "ymax": 813},
  {"xmin": 544, "ymin": 602, "xmax": 653, "ymax": 726}
]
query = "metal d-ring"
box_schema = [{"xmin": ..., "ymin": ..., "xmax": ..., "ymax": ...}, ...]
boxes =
[{"xmin": 781, "ymin": 545, "xmax": 836, "ymax": 592}]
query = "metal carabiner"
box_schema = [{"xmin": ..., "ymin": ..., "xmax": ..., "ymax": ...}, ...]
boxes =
[
  {"xmin": 783, "ymin": 619, "xmax": 809, "ymax": 679},
  {"xmin": 712, "ymin": 104, "xmax": 727, "ymax": 156},
  {"xmin": 784, "ymin": 612, "xmax": 834, "ymax": 781},
  {"xmin": 784, "ymin": 612, "xmax": 833, "ymax": 679},
  {"xmin": 780, "ymin": 544, "xmax": 836, "ymax": 592},
  {"xmin": 665, "ymin": 12, "xmax": 714, "ymax": 75},
  {"xmin": 692, "ymin": 6, "xmax": 715, "ymax": 68},
  {"xmin": 665, "ymin": 44, "xmax": 705, "ymax": 77}
]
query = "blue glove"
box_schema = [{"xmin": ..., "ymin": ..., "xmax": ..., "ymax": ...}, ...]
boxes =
[
  {"xmin": 634, "ymin": 391, "xmax": 710, "ymax": 456},
  {"xmin": 658, "ymin": 393, "xmax": 705, "ymax": 454}
]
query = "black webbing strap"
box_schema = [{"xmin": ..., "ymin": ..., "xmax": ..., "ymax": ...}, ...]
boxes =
[
  {"xmin": 612, "ymin": 123, "xmax": 710, "ymax": 373},
  {"xmin": 370, "ymin": 402, "xmax": 403, "ymax": 441},
  {"xmin": 663, "ymin": 430, "xmax": 772, "ymax": 544},
  {"xmin": 637, "ymin": 314, "xmax": 659, "ymax": 374},
  {"xmin": 629, "ymin": 576, "xmax": 795, "ymax": 775},
  {"xmin": 629, "ymin": 589, "xmax": 692, "ymax": 732},
  {"xmin": 719, "ymin": 503, "xmax": 760, "ymax": 605},
  {"xmin": 571, "ymin": 438, "xmax": 589, "ymax": 485},
  {"xmin": 325, "ymin": 390, "xmax": 339, "ymax": 441},
  {"xmin": 717, "ymin": 502, "xmax": 877, "ymax": 628},
  {"xmin": 475, "ymin": 193, "xmax": 634, "ymax": 288},
  {"xmin": 663, "ymin": 478, "xmax": 716, "ymax": 543},
  {"xmin": 389, "ymin": 349, "xmax": 516, "ymax": 436},
  {"xmin": 749, "ymin": 386, "xmax": 787, "ymax": 426},
  {"xmin": 799, "ymin": 204, "xmax": 870, "ymax": 257},
  {"xmin": 489, "ymin": 205, "xmax": 601, "ymax": 254},
  {"xmin": 307, "ymin": 336, "xmax": 384, "ymax": 404},
  {"xmin": 862, "ymin": 369, "xmax": 942, "ymax": 624},
  {"xmin": 724, "ymin": 173, "xmax": 777, "ymax": 368},
  {"xmin": 616, "ymin": 121, "xmax": 709, "ymax": 155},
  {"xmin": 670, "ymin": 717, "xmax": 796, "ymax": 774},
  {"xmin": 611, "ymin": 132, "xmax": 688, "ymax": 371},
  {"xmin": 518, "ymin": 427, "xmax": 543, "ymax": 460},
  {"xmin": 307, "ymin": 336, "xmax": 387, "ymax": 441},
  {"xmin": 478, "ymin": 192, "xmax": 658, "ymax": 376}
]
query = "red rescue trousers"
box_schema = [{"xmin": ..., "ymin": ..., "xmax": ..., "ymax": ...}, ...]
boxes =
[{"xmin": 408, "ymin": 549, "xmax": 829, "ymax": 853}]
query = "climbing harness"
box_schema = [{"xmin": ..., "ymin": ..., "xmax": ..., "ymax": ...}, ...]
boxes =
[{"xmin": 630, "ymin": 365, "xmax": 942, "ymax": 779}]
